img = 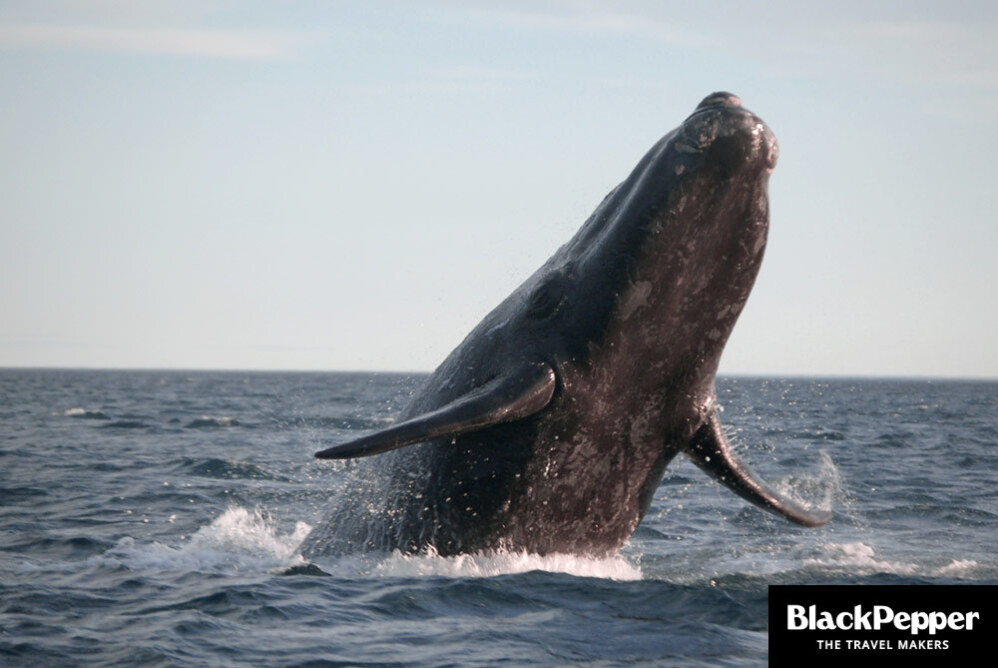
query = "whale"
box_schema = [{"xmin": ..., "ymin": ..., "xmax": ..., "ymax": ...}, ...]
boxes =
[{"xmin": 301, "ymin": 92, "xmax": 830, "ymax": 558}]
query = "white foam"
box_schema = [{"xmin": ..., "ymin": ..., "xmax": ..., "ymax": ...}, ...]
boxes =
[
  {"xmin": 804, "ymin": 542, "xmax": 918, "ymax": 575},
  {"xmin": 802, "ymin": 543, "xmax": 995, "ymax": 579},
  {"xmin": 188, "ymin": 415, "xmax": 238, "ymax": 427},
  {"xmin": 33, "ymin": 504, "xmax": 993, "ymax": 584},
  {"xmin": 933, "ymin": 559, "xmax": 982, "ymax": 577},
  {"xmin": 186, "ymin": 506, "xmax": 310, "ymax": 560},
  {"xmin": 89, "ymin": 506, "xmax": 640, "ymax": 581},
  {"xmin": 103, "ymin": 507, "xmax": 310, "ymax": 573},
  {"xmin": 61, "ymin": 407, "xmax": 109, "ymax": 418},
  {"xmin": 361, "ymin": 547, "xmax": 642, "ymax": 581},
  {"xmin": 210, "ymin": 416, "xmax": 237, "ymax": 425}
]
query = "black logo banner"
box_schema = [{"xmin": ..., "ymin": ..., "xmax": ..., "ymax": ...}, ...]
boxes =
[{"xmin": 769, "ymin": 585, "xmax": 995, "ymax": 667}]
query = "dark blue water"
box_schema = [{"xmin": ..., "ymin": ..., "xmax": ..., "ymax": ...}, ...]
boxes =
[{"xmin": 2, "ymin": 370, "xmax": 996, "ymax": 666}]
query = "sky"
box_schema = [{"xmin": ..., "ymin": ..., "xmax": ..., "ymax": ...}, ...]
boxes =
[{"xmin": 1, "ymin": 1, "xmax": 996, "ymax": 378}]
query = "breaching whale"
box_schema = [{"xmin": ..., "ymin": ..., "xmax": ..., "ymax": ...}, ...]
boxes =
[{"xmin": 301, "ymin": 92, "xmax": 830, "ymax": 558}]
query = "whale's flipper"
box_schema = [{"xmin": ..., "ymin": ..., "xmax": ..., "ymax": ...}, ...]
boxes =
[
  {"xmin": 314, "ymin": 362, "xmax": 557, "ymax": 459},
  {"xmin": 685, "ymin": 412, "xmax": 831, "ymax": 527}
]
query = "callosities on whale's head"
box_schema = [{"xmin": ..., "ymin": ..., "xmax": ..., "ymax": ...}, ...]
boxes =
[{"xmin": 520, "ymin": 92, "xmax": 778, "ymax": 409}]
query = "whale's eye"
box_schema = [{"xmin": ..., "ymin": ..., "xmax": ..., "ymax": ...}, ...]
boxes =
[{"xmin": 527, "ymin": 274, "xmax": 567, "ymax": 319}]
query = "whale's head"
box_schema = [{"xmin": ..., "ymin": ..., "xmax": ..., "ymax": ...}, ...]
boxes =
[{"xmin": 523, "ymin": 92, "xmax": 779, "ymax": 405}]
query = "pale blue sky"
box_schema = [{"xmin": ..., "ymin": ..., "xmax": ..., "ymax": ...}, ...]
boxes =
[{"xmin": 2, "ymin": 1, "xmax": 995, "ymax": 377}]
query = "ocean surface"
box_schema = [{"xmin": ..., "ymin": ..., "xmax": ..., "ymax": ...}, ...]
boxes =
[{"xmin": 1, "ymin": 369, "xmax": 996, "ymax": 666}]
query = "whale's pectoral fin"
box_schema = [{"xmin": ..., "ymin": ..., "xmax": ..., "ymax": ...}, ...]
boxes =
[
  {"xmin": 314, "ymin": 362, "xmax": 557, "ymax": 459},
  {"xmin": 685, "ymin": 412, "xmax": 831, "ymax": 527}
]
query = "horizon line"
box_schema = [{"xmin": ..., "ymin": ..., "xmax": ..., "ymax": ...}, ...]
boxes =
[{"xmin": 0, "ymin": 364, "xmax": 994, "ymax": 383}]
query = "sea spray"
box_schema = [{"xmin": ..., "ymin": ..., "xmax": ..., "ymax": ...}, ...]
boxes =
[{"xmin": 102, "ymin": 507, "xmax": 311, "ymax": 573}]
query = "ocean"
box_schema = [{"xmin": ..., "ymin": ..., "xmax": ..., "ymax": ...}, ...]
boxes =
[{"xmin": 1, "ymin": 369, "xmax": 995, "ymax": 666}]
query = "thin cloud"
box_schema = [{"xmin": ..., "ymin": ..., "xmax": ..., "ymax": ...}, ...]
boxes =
[
  {"xmin": 0, "ymin": 23, "xmax": 318, "ymax": 60},
  {"xmin": 832, "ymin": 20, "xmax": 998, "ymax": 90},
  {"xmin": 455, "ymin": 6, "xmax": 715, "ymax": 48},
  {"xmin": 421, "ymin": 66, "xmax": 528, "ymax": 82},
  {"xmin": 456, "ymin": 4, "xmax": 998, "ymax": 91}
]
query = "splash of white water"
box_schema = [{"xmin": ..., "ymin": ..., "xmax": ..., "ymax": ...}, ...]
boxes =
[
  {"xmin": 99, "ymin": 506, "xmax": 641, "ymax": 581},
  {"xmin": 103, "ymin": 507, "xmax": 310, "ymax": 573},
  {"xmin": 364, "ymin": 546, "xmax": 642, "ymax": 581}
]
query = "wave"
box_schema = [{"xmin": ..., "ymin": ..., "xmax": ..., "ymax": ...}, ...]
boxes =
[
  {"xmin": 175, "ymin": 457, "xmax": 286, "ymax": 481},
  {"xmin": 29, "ymin": 506, "xmax": 997, "ymax": 591},
  {"xmin": 99, "ymin": 420, "xmax": 152, "ymax": 429},
  {"xmin": 284, "ymin": 415, "xmax": 397, "ymax": 431},
  {"xmin": 789, "ymin": 429, "xmax": 846, "ymax": 441},
  {"xmin": 802, "ymin": 542, "xmax": 993, "ymax": 580},
  {"xmin": 185, "ymin": 416, "xmax": 240, "ymax": 429},
  {"xmin": 804, "ymin": 541, "xmax": 918, "ymax": 575},
  {"xmin": 1, "ymin": 485, "xmax": 49, "ymax": 501},
  {"xmin": 62, "ymin": 407, "xmax": 111, "ymax": 420}
]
